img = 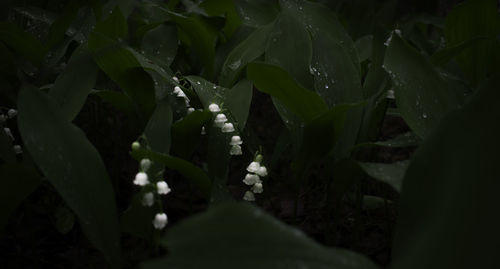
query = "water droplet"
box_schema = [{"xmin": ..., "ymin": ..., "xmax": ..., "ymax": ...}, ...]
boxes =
[{"xmin": 325, "ymin": 85, "xmax": 329, "ymax": 89}]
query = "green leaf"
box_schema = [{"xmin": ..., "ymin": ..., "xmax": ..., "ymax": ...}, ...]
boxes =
[
  {"xmin": 444, "ymin": 0, "xmax": 500, "ymax": 85},
  {"xmin": 17, "ymin": 86, "xmax": 121, "ymax": 268},
  {"xmin": 358, "ymin": 161, "xmax": 409, "ymax": 192},
  {"xmin": 383, "ymin": 34, "xmax": 460, "ymax": 138},
  {"xmin": 354, "ymin": 132, "xmax": 420, "ymax": 149},
  {"xmin": 131, "ymin": 149, "xmax": 211, "ymax": 199},
  {"xmin": 141, "ymin": 202, "xmax": 379, "ymax": 269},
  {"xmin": 144, "ymin": 98, "xmax": 173, "ymax": 154},
  {"xmin": 171, "ymin": 110, "xmax": 213, "ymax": 159},
  {"xmin": 234, "ymin": 0, "xmax": 279, "ymax": 28},
  {"xmin": 91, "ymin": 90, "xmax": 136, "ymax": 115},
  {"xmin": 431, "ymin": 37, "xmax": 488, "ymax": 67},
  {"xmin": 121, "ymin": 193, "xmax": 156, "ymax": 240},
  {"xmin": 265, "ymin": 11, "xmax": 313, "ymax": 89},
  {"xmin": 0, "ymin": 164, "xmax": 40, "ymax": 233},
  {"xmin": 49, "ymin": 44, "xmax": 98, "ymax": 121},
  {"xmin": 45, "ymin": 0, "xmax": 80, "ymax": 50},
  {"xmin": 200, "ymin": 0, "xmax": 242, "ymax": 37},
  {"xmin": 219, "ymin": 23, "xmax": 274, "ymax": 87},
  {"xmin": 355, "ymin": 35, "xmax": 373, "ymax": 63},
  {"xmin": 0, "ymin": 22, "xmax": 46, "ymax": 65},
  {"xmin": 141, "ymin": 24, "xmax": 178, "ymax": 69},
  {"xmin": 247, "ymin": 62, "xmax": 328, "ymax": 122},
  {"xmin": 391, "ymin": 76, "xmax": 500, "ymax": 269}
]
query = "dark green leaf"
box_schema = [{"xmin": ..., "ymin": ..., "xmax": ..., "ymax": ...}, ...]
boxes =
[
  {"xmin": 200, "ymin": 0, "xmax": 242, "ymax": 37},
  {"xmin": 0, "ymin": 164, "xmax": 40, "ymax": 233},
  {"xmin": 91, "ymin": 90, "xmax": 136, "ymax": 115},
  {"xmin": 141, "ymin": 24, "xmax": 178, "ymax": 69},
  {"xmin": 444, "ymin": 0, "xmax": 500, "ymax": 85},
  {"xmin": 49, "ymin": 45, "xmax": 98, "ymax": 121},
  {"xmin": 392, "ymin": 76, "xmax": 500, "ymax": 269},
  {"xmin": 383, "ymin": 34, "xmax": 460, "ymax": 138},
  {"xmin": 144, "ymin": 98, "xmax": 173, "ymax": 154},
  {"xmin": 142, "ymin": 202, "xmax": 379, "ymax": 269},
  {"xmin": 45, "ymin": 0, "xmax": 80, "ymax": 49},
  {"xmin": 0, "ymin": 22, "xmax": 45, "ymax": 64},
  {"xmin": 355, "ymin": 35, "xmax": 373, "ymax": 63},
  {"xmin": 234, "ymin": 0, "xmax": 279, "ymax": 28},
  {"xmin": 247, "ymin": 62, "xmax": 328, "ymax": 122},
  {"xmin": 17, "ymin": 86, "xmax": 121, "ymax": 268},
  {"xmin": 431, "ymin": 37, "xmax": 488, "ymax": 67},
  {"xmin": 172, "ymin": 110, "xmax": 213, "ymax": 159},
  {"xmin": 355, "ymin": 132, "xmax": 420, "ymax": 149},
  {"xmin": 358, "ymin": 161, "xmax": 409, "ymax": 192},
  {"xmin": 219, "ymin": 23, "xmax": 274, "ymax": 87}
]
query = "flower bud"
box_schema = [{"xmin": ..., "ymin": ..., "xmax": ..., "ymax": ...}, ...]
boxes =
[
  {"xmin": 13, "ymin": 145, "xmax": 22, "ymax": 154},
  {"xmin": 243, "ymin": 191, "xmax": 255, "ymax": 201},
  {"xmin": 172, "ymin": 76, "xmax": 179, "ymax": 83},
  {"xmin": 140, "ymin": 158, "xmax": 151, "ymax": 171},
  {"xmin": 7, "ymin": 109, "xmax": 17, "ymax": 118},
  {"xmin": 131, "ymin": 141, "xmax": 140, "ymax": 151},
  {"xmin": 187, "ymin": 107, "xmax": 195, "ymax": 114},
  {"xmin": 153, "ymin": 213, "xmax": 168, "ymax": 229},
  {"xmin": 255, "ymin": 154, "xmax": 263, "ymax": 163}
]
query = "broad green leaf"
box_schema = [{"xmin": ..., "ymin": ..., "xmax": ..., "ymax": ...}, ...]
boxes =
[
  {"xmin": 45, "ymin": 0, "xmax": 79, "ymax": 50},
  {"xmin": 144, "ymin": 98, "xmax": 173, "ymax": 155},
  {"xmin": 265, "ymin": 11, "xmax": 313, "ymax": 89},
  {"xmin": 0, "ymin": 22, "xmax": 45, "ymax": 64},
  {"xmin": 444, "ymin": 0, "xmax": 500, "ymax": 85},
  {"xmin": 358, "ymin": 161, "xmax": 409, "ymax": 192},
  {"xmin": 88, "ymin": 8, "xmax": 156, "ymax": 117},
  {"xmin": 91, "ymin": 90, "xmax": 136, "ymax": 115},
  {"xmin": 355, "ymin": 35, "xmax": 373, "ymax": 63},
  {"xmin": 431, "ymin": 37, "xmax": 488, "ymax": 67},
  {"xmin": 392, "ymin": 76, "xmax": 500, "ymax": 269},
  {"xmin": 171, "ymin": 110, "xmax": 213, "ymax": 159},
  {"xmin": 49, "ymin": 45, "xmax": 98, "ymax": 121},
  {"xmin": 383, "ymin": 34, "xmax": 460, "ymax": 138},
  {"xmin": 121, "ymin": 193, "xmax": 156, "ymax": 240},
  {"xmin": 168, "ymin": 11, "xmax": 218, "ymax": 80},
  {"xmin": 17, "ymin": 86, "xmax": 121, "ymax": 268},
  {"xmin": 141, "ymin": 24, "xmax": 178, "ymax": 69},
  {"xmin": 200, "ymin": 0, "xmax": 242, "ymax": 37},
  {"xmin": 219, "ymin": 23, "xmax": 274, "ymax": 87},
  {"xmin": 234, "ymin": 0, "xmax": 279, "ymax": 28},
  {"xmin": 131, "ymin": 149, "xmax": 211, "ymax": 199},
  {"xmin": 141, "ymin": 202, "xmax": 379, "ymax": 269},
  {"xmin": 280, "ymin": 0, "xmax": 360, "ymax": 76},
  {"xmin": 354, "ymin": 132, "xmax": 420, "ymax": 149},
  {"xmin": 247, "ymin": 62, "xmax": 328, "ymax": 122},
  {"xmin": 0, "ymin": 164, "xmax": 40, "ymax": 233}
]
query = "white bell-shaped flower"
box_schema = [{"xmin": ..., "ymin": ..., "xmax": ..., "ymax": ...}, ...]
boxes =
[
  {"xmin": 214, "ymin": 113, "xmax": 228, "ymax": 127},
  {"xmin": 142, "ymin": 192, "xmax": 154, "ymax": 207},
  {"xmin": 172, "ymin": 76, "xmax": 179, "ymax": 83},
  {"xmin": 133, "ymin": 172, "xmax": 149, "ymax": 186},
  {"xmin": 187, "ymin": 107, "xmax": 195, "ymax": 114},
  {"xmin": 153, "ymin": 213, "xmax": 168, "ymax": 229},
  {"xmin": 230, "ymin": 135, "xmax": 243, "ymax": 145},
  {"xmin": 221, "ymin": 123, "xmax": 235, "ymax": 133},
  {"xmin": 173, "ymin": 86, "xmax": 182, "ymax": 94},
  {"xmin": 140, "ymin": 158, "xmax": 151, "ymax": 171},
  {"xmin": 0, "ymin": 114, "xmax": 6, "ymax": 123},
  {"xmin": 386, "ymin": 89, "xmax": 395, "ymax": 99},
  {"xmin": 230, "ymin": 145, "xmax": 242, "ymax": 155},
  {"xmin": 4, "ymin": 128, "xmax": 14, "ymax": 141},
  {"xmin": 157, "ymin": 181, "xmax": 171, "ymax": 195},
  {"xmin": 252, "ymin": 182, "xmax": 263, "ymax": 193},
  {"xmin": 246, "ymin": 161, "xmax": 260, "ymax": 173},
  {"xmin": 256, "ymin": 166, "xmax": 268, "ymax": 177},
  {"xmin": 7, "ymin": 109, "xmax": 17, "ymax": 118},
  {"xmin": 177, "ymin": 90, "xmax": 187, "ymax": 98},
  {"xmin": 13, "ymin": 145, "xmax": 22, "ymax": 154},
  {"xmin": 243, "ymin": 191, "xmax": 255, "ymax": 201},
  {"xmin": 201, "ymin": 126, "xmax": 206, "ymax": 135},
  {"xmin": 243, "ymin": 173, "xmax": 260, "ymax": 185},
  {"xmin": 208, "ymin": 103, "xmax": 221, "ymax": 113}
]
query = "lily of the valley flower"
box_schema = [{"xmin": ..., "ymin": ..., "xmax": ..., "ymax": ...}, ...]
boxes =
[
  {"xmin": 208, "ymin": 103, "xmax": 221, "ymax": 113},
  {"xmin": 256, "ymin": 166, "xmax": 268, "ymax": 177},
  {"xmin": 243, "ymin": 173, "xmax": 261, "ymax": 185},
  {"xmin": 153, "ymin": 213, "xmax": 168, "ymax": 229},
  {"xmin": 252, "ymin": 182, "xmax": 263, "ymax": 193},
  {"xmin": 214, "ymin": 113, "xmax": 228, "ymax": 127},
  {"xmin": 7, "ymin": 109, "xmax": 17, "ymax": 118},
  {"xmin": 172, "ymin": 76, "xmax": 179, "ymax": 83},
  {"xmin": 142, "ymin": 192, "xmax": 154, "ymax": 207},
  {"xmin": 140, "ymin": 158, "xmax": 151, "ymax": 172},
  {"xmin": 230, "ymin": 136, "xmax": 243, "ymax": 145},
  {"xmin": 13, "ymin": 145, "xmax": 22, "ymax": 154},
  {"xmin": 243, "ymin": 191, "xmax": 255, "ymax": 201},
  {"xmin": 131, "ymin": 141, "xmax": 141, "ymax": 150},
  {"xmin": 133, "ymin": 172, "xmax": 149, "ymax": 186},
  {"xmin": 173, "ymin": 86, "xmax": 182, "ymax": 95},
  {"xmin": 221, "ymin": 123, "xmax": 235, "ymax": 133},
  {"xmin": 230, "ymin": 145, "xmax": 242, "ymax": 155},
  {"xmin": 187, "ymin": 107, "xmax": 195, "ymax": 114},
  {"xmin": 157, "ymin": 181, "xmax": 171, "ymax": 195},
  {"xmin": 246, "ymin": 162, "xmax": 260, "ymax": 173}
]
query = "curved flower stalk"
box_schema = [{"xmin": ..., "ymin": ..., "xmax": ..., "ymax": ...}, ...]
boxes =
[{"xmin": 207, "ymin": 102, "xmax": 243, "ymax": 156}]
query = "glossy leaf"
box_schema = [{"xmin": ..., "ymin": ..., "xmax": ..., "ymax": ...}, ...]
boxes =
[
  {"xmin": 234, "ymin": 0, "xmax": 279, "ymax": 28},
  {"xmin": 355, "ymin": 35, "xmax": 373, "ymax": 63},
  {"xmin": 430, "ymin": 37, "xmax": 487, "ymax": 67},
  {"xmin": 141, "ymin": 24, "xmax": 178, "ymax": 69},
  {"xmin": 444, "ymin": 0, "xmax": 500, "ymax": 85},
  {"xmin": 354, "ymin": 132, "xmax": 420, "ymax": 149},
  {"xmin": 171, "ymin": 110, "xmax": 213, "ymax": 159},
  {"xmin": 45, "ymin": 0, "xmax": 79, "ymax": 50},
  {"xmin": 219, "ymin": 23, "xmax": 274, "ymax": 87},
  {"xmin": 0, "ymin": 22, "xmax": 45, "ymax": 65},
  {"xmin": 200, "ymin": 0, "xmax": 242, "ymax": 37},
  {"xmin": 144, "ymin": 98, "xmax": 173, "ymax": 155},
  {"xmin": 358, "ymin": 161, "xmax": 409, "ymax": 192},
  {"xmin": 247, "ymin": 62, "xmax": 328, "ymax": 122},
  {"xmin": 17, "ymin": 86, "xmax": 121, "ymax": 268},
  {"xmin": 392, "ymin": 76, "xmax": 500, "ymax": 269},
  {"xmin": 141, "ymin": 202, "xmax": 379, "ymax": 269},
  {"xmin": 383, "ymin": 34, "xmax": 460, "ymax": 138},
  {"xmin": 91, "ymin": 90, "xmax": 136, "ymax": 115},
  {"xmin": 49, "ymin": 45, "xmax": 98, "ymax": 121},
  {"xmin": 0, "ymin": 164, "xmax": 40, "ymax": 233}
]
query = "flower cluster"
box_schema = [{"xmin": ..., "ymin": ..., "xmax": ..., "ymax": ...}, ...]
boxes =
[
  {"xmin": 131, "ymin": 142, "xmax": 171, "ymax": 230},
  {"xmin": 1, "ymin": 108, "xmax": 22, "ymax": 155},
  {"xmin": 172, "ymin": 76, "xmax": 198, "ymax": 116},
  {"xmin": 242, "ymin": 154, "xmax": 268, "ymax": 201},
  {"xmin": 208, "ymin": 103, "xmax": 242, "ymax": 156}
]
